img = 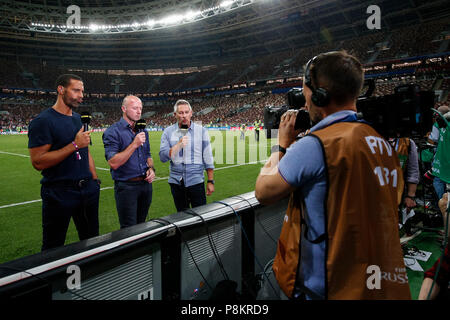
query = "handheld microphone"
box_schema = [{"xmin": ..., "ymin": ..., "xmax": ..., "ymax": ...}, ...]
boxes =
[
  {"xmin": 81, "ymin": 112, "xmax": 92, "ymax": 145},
  {"xmin": 135, "ymin": 119, "xmax": 147, "ymax": 148},
  {"xmin": 135, "ymin": 119, "xmax": 147, "ymax": 133},
  {"xmin": 179, "ymin": 124, "xmax": 189, "ymax": 136}
]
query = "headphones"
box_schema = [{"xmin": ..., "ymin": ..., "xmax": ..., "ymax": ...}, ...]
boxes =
[{"xmin": 304, "ymin": 54, "xmax": 331, "ymax": 107}]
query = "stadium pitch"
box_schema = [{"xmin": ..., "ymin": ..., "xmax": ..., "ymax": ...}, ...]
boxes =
[
  {"xmin": 0, "ymin": 130, "xmax": 444, "ymax": 299},
  {"xmin": 0, "ymin": 130, "xmax": 271, "ymax": 264}
]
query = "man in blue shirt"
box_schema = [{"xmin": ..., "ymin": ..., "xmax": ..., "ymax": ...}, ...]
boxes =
[
  {"xmin": 28, "ymin": 74, "xmax": 101, "ymax": 251},
  {"xmin": 102, "ymin": 95, "xmax": 155, "ymax": 229},
  {"xmin": 159, "ymin": 99, "xmax": 215, "ymax": 212},
  {"xmin": 255, "ymin": 51, "xmax": 409, "ymax": 299}
]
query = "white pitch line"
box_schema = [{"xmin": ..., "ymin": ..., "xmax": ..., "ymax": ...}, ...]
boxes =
[
  {"xmin": 214, "ymin": 159, "xmax": 267, "ymax": 170},
  {"xmin": 0, "ymin": 160, "xmax": 267, "ymax": 210},
  {"xmin": 0, "ymin": 199, "xmax": 42, "ymax": 208},
  {"xmin": 96, "ymin": 167, "xmax": 110, "ymax": 171},
  {"xmin": 0, "ymin": 151, "xmax": 30, "ymax": 158},
  {"xmin": 0, "ymin": 150, "xmax": 110, "ymax": 172}
]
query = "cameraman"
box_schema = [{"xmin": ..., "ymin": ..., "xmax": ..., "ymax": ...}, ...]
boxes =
[{"xmin": 255, "ymin": 51, "xmax": 410, "ymax": 300}]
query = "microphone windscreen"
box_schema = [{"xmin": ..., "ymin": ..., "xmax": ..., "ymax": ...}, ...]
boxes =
[
  {"xmin": 135, "ymin": 119, "xmax": 147, "ymax": 132},
  {"xmin": 179, "ymin": 124, "xmax": 189, "ymax": 136},
  {"xmin": 81, "ymin": 112, "xmax": 91, "ymax": 124}
]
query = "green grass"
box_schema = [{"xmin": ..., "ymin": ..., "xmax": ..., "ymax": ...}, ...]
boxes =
[
  {"xmin": 0, "ymin": 130, "xmax": 270, "ymax": 264},
  {"xmin": 0, "ymin": 130, "xmax": 444, "ymax": 300},
  {"xmin": 405, "ymin": 230, "xmax": 445, "ymax": 300}
]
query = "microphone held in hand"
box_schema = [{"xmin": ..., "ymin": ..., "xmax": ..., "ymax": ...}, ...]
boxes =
[
  {"xmin": 135, "ymin": 119, "xmax": 147, "ymax": 148},
  {"xmin": 81, "ymin": 112, "xmax": 91, "ymax": 131},
  {"xmin": 135, "ymin": 119, "xmax": 147, "ymax": 133},
  {"xmin": 179, "ymin": 124, "xmax": 189, "ymax": 136},
  {"xmin": 81, "ymin": 112, "xmax": 92, "ymax": 145}
]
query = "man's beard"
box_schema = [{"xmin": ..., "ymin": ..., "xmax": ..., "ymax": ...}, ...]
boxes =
[{"xmin": 62, "ymin": 94, "xmax": 80, "ymax": 109}]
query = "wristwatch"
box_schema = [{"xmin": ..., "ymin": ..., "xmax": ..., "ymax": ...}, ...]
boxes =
[
  {"xmin": 207, "ymin": 180, "xmax": 215, "ymax": 185},
  {"xmin": 271, "ymin": 145, "xmax": 287, "ymax": 154}
]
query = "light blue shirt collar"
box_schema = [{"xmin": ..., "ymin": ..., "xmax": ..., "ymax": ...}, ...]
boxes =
[{"xmin": 310, "ymin": 110, "xmax": 357, "ymax": 133}]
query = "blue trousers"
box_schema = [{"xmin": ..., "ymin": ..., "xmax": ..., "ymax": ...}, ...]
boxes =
[
  {"xmin": 114, "ymin": 180, "xmax": 153, "ymax": 229},
  {"xmin": 41, "ymin": 179, "xmax": 100, "ymax": 251},
  {"xmin": 169, "ymin": 181, "xmax": 206, "ymax": 212}
]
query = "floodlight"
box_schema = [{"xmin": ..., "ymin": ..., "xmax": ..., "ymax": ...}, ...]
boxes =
[
  {"xmin": 185, "ymin": 10, "xmax": 200, "ymax": 20},
  {"xmin": 160, "ymin": 14, "xmax": 184, "ymax": 25},
  {"xmin": 89, "ymin": 24, "xmax": 99, "ymax": 31},
  {"xmin": 220, "ymin": 0, "xmax": 234, "ymax": 8}
]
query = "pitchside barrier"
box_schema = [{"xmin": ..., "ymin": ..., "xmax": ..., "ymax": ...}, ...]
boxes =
[{"xmin": 0, "ymin": 192, "xmax": 287, "ymax": 300}]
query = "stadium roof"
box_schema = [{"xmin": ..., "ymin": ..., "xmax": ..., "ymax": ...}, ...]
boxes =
[{"xmin": 1, "ymin": 0, "xmax": 449, "ymax": 70}]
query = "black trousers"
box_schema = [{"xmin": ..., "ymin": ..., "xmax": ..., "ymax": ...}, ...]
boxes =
[
  {"xmin": 41, "ymin": 179, "xmax": 100, "ymax": 251},
  {"xmin": 114, "ymin": 180, "xmax": 153, "ymax": 229},
  {"xmin": 169, "ymin": 181, "xmax": 206, "ymax": 212}
]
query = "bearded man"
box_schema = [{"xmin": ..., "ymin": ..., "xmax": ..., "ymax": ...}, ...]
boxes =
[{"xmin": 28, "ymin": 74, "xmax": 101, "ymax": 251}]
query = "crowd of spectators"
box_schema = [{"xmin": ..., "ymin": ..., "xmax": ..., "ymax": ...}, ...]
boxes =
[
  {"xmin": 1, "ymin": 17, "xmax": 449, "ymax": 132},
  {"xmin": 0, "ymin": 91, "xmax": 286, "ymax": 131},
  {"xmin": 1, "ymin": 19, "xmax": 447, "ymax": 96},
  {"xmin": 376, "ymin": 21, "xmax": 448, "ymax": 61},
  {"xmin": 373, "ymin": 77, "xmax": 435, "ymax": 97},
  {"xmin": 2, "ymin": 76, "xmax": 448, "ymax": 132}
]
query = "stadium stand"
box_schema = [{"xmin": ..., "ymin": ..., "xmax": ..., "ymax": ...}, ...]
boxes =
[{"xmin": 2, "ymin": 0, "xmax": 450, "ymax": 303}]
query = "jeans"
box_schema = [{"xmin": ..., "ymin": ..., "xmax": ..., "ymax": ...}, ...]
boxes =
[
  {"xmin": 433, "ymin": 176, "xmax": 446, "ymax": 200},
  {"xmin": 41, "ymin": 179, "xmax": 100, "ymax": 251},
  {"xmin": 114, "ymin": 180, "xmax": 153, "ymax": 229},
  {"xmin": 169, "ymin": 181, "xmax": 206, "ymax": 212}
]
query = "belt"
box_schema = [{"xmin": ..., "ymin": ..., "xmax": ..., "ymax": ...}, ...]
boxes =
[
  {"xmin": 127, "ymin": 176, "xmax": 145, "ymax": 182},
  {"xmin": 43, "ymin": 179, "xmax": 91, "ymax": 188}
]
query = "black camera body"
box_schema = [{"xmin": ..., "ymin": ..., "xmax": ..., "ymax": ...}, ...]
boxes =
[
  {"xmin": 264, "ymin": 88, "xmax": 311, "ymax": 138},
  {"xmin": 264, "ymin": 81, "xmax": 434, "ymax": 139},
  {"xmin": 356, "ymin": 83, "xmax": 435, "ymax": 138}
]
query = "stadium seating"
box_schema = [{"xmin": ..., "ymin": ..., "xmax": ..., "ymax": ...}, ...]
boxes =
[{"xmin": 1, "ymin": 17, "xmax": 449, "ymax": 131}]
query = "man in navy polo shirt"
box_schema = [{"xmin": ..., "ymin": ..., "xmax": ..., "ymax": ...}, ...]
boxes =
[
  {"xmin": 102, "ymin": 95, "xmax": 155, "ymax": 229},
  {"xmin": 28, "ymin": 74, "xmax": 101, "ymax": 251}
]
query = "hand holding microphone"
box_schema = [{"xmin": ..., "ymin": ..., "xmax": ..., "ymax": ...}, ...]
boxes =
[
  {"xmin": 74, "ymin": 127, "xmax": 92, "ymax": 149},
  {"xmin": 178, "ymin": 124, "xmax": 189, "ymax": 149},
  {"xmin": 133, "ymin": 132, "xmax": 146, "ymax": 148},
  {"xmin": 135, "ymin": 119, "xmax": 147, "ymax": 148},
  {"xmin": 81, "ymin": 112, "xmax": 92, "ymax": 145},
  {"xmin": 179, "ymin": 135, "xmax": 189, "ymax": 148}
]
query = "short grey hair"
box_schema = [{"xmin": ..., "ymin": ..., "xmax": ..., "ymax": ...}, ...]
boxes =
[
  {"xmin": 173, "ymin": 99, "xmax": 192, "ymax": 113},
  {"xmin": 122, "ymin": 95, "xmax": 142, "ymax": 109}
]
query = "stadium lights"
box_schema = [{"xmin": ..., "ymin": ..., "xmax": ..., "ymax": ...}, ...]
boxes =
[
  {"xmin": 29, "ymin": 0, "xmax": 258, "ymax": 34},
  {"xmin": 160, "ymin": 14, "xmax": 184, "ymax": 25},
  {"xmin": 220, "ymin": 0, "xmax": 235, "ymax": 8},
  {"xmin": 89, "ymin": 24, "xmax": 99, "ymax": 31},
  {"xmin": 184, "ymin": 10, "xmax": 200, "ymax": 21}
]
